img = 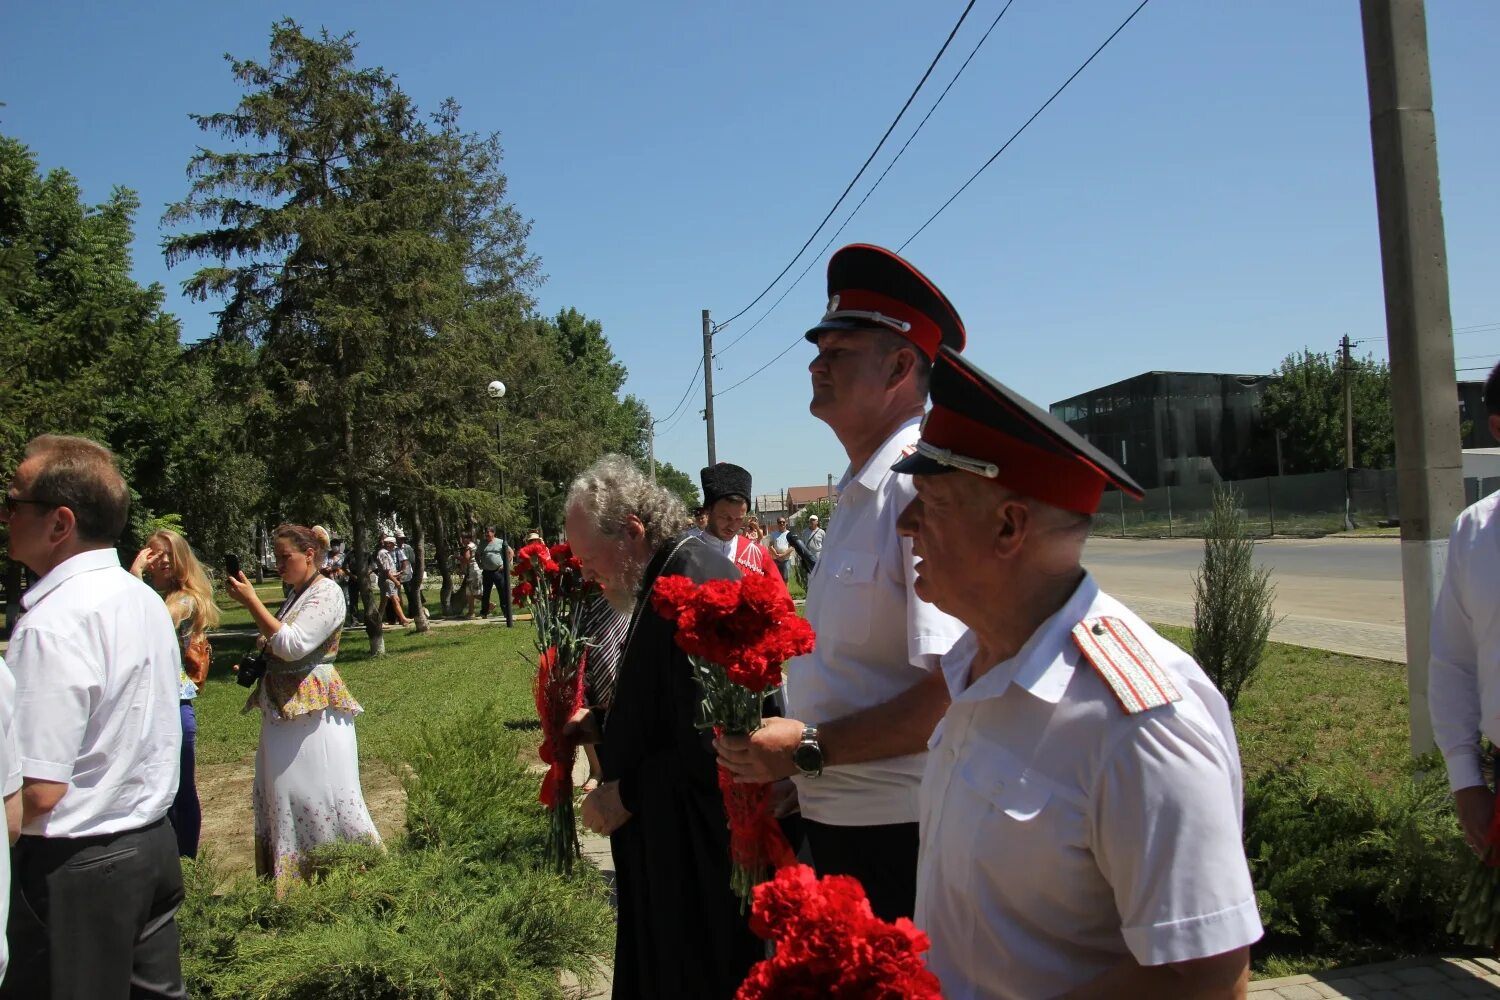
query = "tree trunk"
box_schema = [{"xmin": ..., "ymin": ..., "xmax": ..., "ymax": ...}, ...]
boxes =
[
  {"xmin": 254, "ymin": 522, "xmax": 267, "ymax": 583},
  {"xmin": 345, "ymin": 416, "xmax": 383, "ymax": 657},
  {"xmin": 410, "ymin": 505, "xmax": 430, "ymax": 633},
  {"xmin": 431, "ymin": 503, "xmax": 454, "ymax": 616}
]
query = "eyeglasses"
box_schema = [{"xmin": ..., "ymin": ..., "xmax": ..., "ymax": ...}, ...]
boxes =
[{"xmin": 3, "ymin": 495, "xmax": 58, "ymax": 514}]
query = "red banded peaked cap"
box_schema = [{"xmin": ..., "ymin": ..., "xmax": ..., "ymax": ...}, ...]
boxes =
[
  {"xmin": 804, "ymin": 244, "xmax": 965, "ymax": 360},
  {"xmin": 892, "ymin": 347, "xmax": 1145, "ymax": 515}
]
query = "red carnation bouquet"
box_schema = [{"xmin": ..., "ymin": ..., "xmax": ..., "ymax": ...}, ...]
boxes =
[
  {"xmin": 1448, "ymin": 794, "xmax": 1500, "ymax": 947},
  {"xmin": 737, "ymin": 864, "xmax": 942, "ymax": 999},
  {"xmin": 512, "ymin": 540, "xmax": 601, "ymax": 875},
  {"xmin": 650, "ymin": 572, "xmax": 816, "ymax": 905}
]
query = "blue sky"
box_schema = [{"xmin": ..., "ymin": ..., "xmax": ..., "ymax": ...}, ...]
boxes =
[{"xmin": 4, "ymin": 1, "xmax": 1498, "ymax": 500}]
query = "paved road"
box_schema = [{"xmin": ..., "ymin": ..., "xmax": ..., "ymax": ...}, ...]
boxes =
[{"xmin": 1084, "ymin": 537, "xmax": 1407, "ymax": 661}]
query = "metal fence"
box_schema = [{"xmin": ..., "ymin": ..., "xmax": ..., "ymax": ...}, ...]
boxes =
[{"xmin": 1093, "ymin": 469, "xmax": 1500, "ymax": 539}]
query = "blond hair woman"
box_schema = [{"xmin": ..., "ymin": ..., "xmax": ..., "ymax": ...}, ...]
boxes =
[{"xmin": 132, "ymin": 528, "xmax": 220, "ymax": 857}]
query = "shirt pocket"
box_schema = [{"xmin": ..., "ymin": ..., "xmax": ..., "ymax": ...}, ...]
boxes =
[
  {"xmin": 817, "ymin": 550, "xmax": 878, "ymax": 647},
  {"xmin": 956, "ymin": 752, "xmax": 1084, "ymax": 883}
]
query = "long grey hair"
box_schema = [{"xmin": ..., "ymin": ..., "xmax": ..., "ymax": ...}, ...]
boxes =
[{"xmin": 566, "ymin": 454, "xmax": 692, "ymax": 551}]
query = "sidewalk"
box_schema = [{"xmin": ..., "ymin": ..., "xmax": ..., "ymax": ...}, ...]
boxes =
[
  {"xmin": 1122, "ymin": 594, "xmax": 1406, "ymax": 662},
  {"xmin": 1249, "ymin": 957, "xmax": 1500, "ymax": 998}
]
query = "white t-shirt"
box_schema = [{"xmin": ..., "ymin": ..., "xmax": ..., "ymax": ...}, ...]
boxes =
[
  {"xmin": 917, "ymin": 574, "xmax": 1262, "ymax": 998},
  {"xmin": 1430, "ymin": 491, "xmax": 1500, "ymax": 791},
  {"xmin": 9, "ymin": 548, "xmax": 182, "ymax": 838},
  {"xmin": 785, "ymin": 416, "xmax": 966, "ymax": 826},
  {"xmin": 0, "ymin": 655, "xmax": 21, "ymax": 981}
]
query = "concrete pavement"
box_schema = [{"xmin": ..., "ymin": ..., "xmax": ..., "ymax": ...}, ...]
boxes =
[{"xmin": 1249, "ymin": 957, "xmax": 1500, "ymax": 998}]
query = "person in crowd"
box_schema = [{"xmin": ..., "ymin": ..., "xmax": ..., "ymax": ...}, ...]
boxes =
[
  {"xmin": 801, "ymin": 512, "xmax": 825, "ymax": 558},
  {"xmin": 225, "ymin": 522, "xmax": 381, "ymax": 895},
  {"xmin": 1, "ymin": 434, "xmax": 185, "ymax": 998},
  {"xmin": 767, "ymin": 516, "xmax": 793, "ymax": 582},
  {"xmin": 1, "ymin": 654, "xmax": 25, "ymax": 987},
  {"xmin": 687, "ymin": 506, "xmax": 709, "ymax": 539},
  {"xmin": 698, "ymin": 463, "xmax": 785, "ymax": 590},
  {"xmin": 324, "ymin": 535, "xmax": 354, "ymax": 623},
  {"xmin": 893, "ymin": 347, "xmax": 1262, "ymax": 997},
  {"xmin": 563, "ymin": 454, "xmax": 760, "ymax": 999},
  {"xmin": 132, "ymin": 528, "xmax": 220, "ymax": 859},
  {"xmin": 375, "ymin": 535, "xmax": 412, "ymax": 627},
  {"xmin": 459, "ymin": 538, "xmax": 482, "ymax": 619},
  {"xmin": 397, "ymin": 532, "xmax": 421, "ymax": 620},
  {"xmin": 716, "ymin": 244, "xmax": 967, "ymax": 922},
  {"xmin": 576, "ymin": 590, "xmax": 631, "ymax": 792},
  {"xmin": 1431, "ymin": 360, "xmax": 1500, "ymax": 857},
  {"xmin": 478, "ymin": 526, "xmax": 514, "ymax": 626}
]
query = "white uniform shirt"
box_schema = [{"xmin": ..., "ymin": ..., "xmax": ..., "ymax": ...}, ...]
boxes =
[
  {"xmin": 1430, "ymin": 491, "xmax": 1500, "ymax": 791},
  {"xmin": 786, "ymin": 416, "xmax": 966, "ymax": 825},
  {"xmin": 0, "ymin": 655, "xmax": 21, "ymax": 981},
  {"xmin": 917, "ymin": 573, "xmax": 1262, "ymax": 999},
  {"xmin": 9, "ymin": 548, "xmax": 182, "ymax": 838}
]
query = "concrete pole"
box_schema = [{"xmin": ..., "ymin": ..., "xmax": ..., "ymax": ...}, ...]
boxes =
[
  {"xmin": 1360, "ymin": 0, "xmax": 1463, "ymax": 755},
  {"xmin": 826, "ymin": 473, "xmax": 835, "ymax": 513},
  {"xmin": 647, "ymin": 417, "xmax": 656, "ymax": 484},
  {"xmin": 702, "ymin": 310, "xmax": 716, "ymax": 466},
  {"xmin": 1342, "ymin": 334, "xmax": 1357, "ymax": 531}
]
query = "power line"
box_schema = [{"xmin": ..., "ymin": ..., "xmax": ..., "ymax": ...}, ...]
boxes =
[
  {"xmin": 898, "ymin": 0, "xmax": 1153, "ymax": 253},
  {"xmin": 652, "ymin": 356, "xmax": 704, "ymax": 430},
  {"xmin": 714, "ymin": 334, "xmax": 805, "ymax": 399},
  {"xmin": 716, "ymin": 0, "xmax": 979, "ymax": 331},
  {"xmin": 716, "ymin": 0, "xmax": 1019, "ymax": 358}
]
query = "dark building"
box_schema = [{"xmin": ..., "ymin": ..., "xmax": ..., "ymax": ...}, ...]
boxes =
[
  {"xmin": 1052, "ymin": 372, "xmax": 1492, "ymax": 492},
  {"xmin": 1050, "ymin": 372, "xmax": 1275, "ymax": 490}
]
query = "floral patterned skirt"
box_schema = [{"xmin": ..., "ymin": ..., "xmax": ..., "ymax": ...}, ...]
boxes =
[{"xmin": 253, "ymin": 708, "xmax": 382, "ymax": 894}]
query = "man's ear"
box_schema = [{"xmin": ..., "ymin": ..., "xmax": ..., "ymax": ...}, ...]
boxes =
[
  {"xmin": 1488, "ymin": 413, "xmax": 1500, "ymax": 444},
  {"xmin": 992, "ymin": 497, "xmax": 1030, "ymax": 561},
  {"xmin": 886, "ymin": 346, "xmax": 917, "ymax": 391},
  {"xmin": 624, "ymin": 513, "xmax": 646, "ymax": 540},
  {"xmin": 49, "ymin": 505, "xmax": 78, "ymax": 547}
]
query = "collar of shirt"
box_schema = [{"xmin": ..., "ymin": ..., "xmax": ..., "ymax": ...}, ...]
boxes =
[
  {"xmin": 838, "ymin": 414, "xmax": 924, "ymax": 498},
  {"xmin": 708, "ymin": 533, "xmax": 738, "ymax": 559},
  {"xmin": 942, "ymin": 572, "xmax": 1101, "ymax": 706},
  {"xmin": 20, "ymin": 547, "xmax": 122, "ymax": 612}
]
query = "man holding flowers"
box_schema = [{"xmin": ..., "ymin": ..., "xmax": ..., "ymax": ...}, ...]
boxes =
[{"xmin": 563, "ymin": 455, "xmax": 760, "ymax": 1000}]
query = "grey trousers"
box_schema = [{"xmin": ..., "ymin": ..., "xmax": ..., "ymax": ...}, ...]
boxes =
[{"xmin": 3, "ymin": 817, "xmax": 185, "ymax": 999}]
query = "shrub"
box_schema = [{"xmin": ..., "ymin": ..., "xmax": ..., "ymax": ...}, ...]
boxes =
[
  {"xmin": 1245, "ymin": 759, "xmax": 1467, "ymax": 965},
  {"xmin": 180, "ymin": 703, "xmax": 613, "ymax": 999},
  {"xmin": 1193, "ymin": 485, "xmax": 1277, "ymax": 709}
]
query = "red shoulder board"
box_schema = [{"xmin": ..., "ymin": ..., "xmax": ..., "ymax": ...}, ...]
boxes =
[{"xmin": 1071, "ymin": 617, "xmax": 1181, "ymax": 714}]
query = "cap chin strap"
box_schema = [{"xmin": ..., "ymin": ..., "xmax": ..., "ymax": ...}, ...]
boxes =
[
  {"xmin": 915, "ymin": 439, "xmax": 999, "ymax": 479},
  {"xmin": 822, "ymin": 308, "xmax": 912, "ymax": 335}
]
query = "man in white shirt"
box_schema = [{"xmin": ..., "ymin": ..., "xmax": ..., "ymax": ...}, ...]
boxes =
[
  {"xmin": 895, "ymin": 349, "xmax": 1261, "ymax": 999},
  {"xmin": 1431, "ymin": 363, "xmax": 1500, "ymax": 855},
  {"xmin": 0, "ymin": 434, "xmax": 185, "ymax": 999},
  {"xmin": 376, "ymin": 535, "xmax": 412, "ymax": 627},
  {"xmin": 800, "ymin": 514, "xmax": 825, "ymax": 557},
  {"xmin": 767, "ymin": 516, "xmax": 793, "ymax": 582},
  {"xmin": 717, "ymin": 244, "xmax": 967, "ymax": 921},
  {"xmin": 0, "ymin": 655, "xmax": 23, "ymax": 986}
]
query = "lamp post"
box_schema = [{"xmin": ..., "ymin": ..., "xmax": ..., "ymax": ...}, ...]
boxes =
[{"xmin": 487, "ymin": 379, "xmax": 506, "ymax": 499}]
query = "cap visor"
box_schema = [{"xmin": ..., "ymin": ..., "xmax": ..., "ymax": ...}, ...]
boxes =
[
  {"xmin": 804, "ymin": 317, "xmax": 879, "ymax": 343},
  {"xmin": 891, "ymin": 451, "xmax": 956, "ymax": 476}
]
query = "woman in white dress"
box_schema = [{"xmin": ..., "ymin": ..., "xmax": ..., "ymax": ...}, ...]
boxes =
[{"xmin": 225, "ymin": 522, "xmax": 380, "ymax": 893}]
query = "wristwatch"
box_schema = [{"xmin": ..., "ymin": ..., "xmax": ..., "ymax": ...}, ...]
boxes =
[{"xmin": 791, "ymin": 725, "xmax": 824, "ymax": 777}]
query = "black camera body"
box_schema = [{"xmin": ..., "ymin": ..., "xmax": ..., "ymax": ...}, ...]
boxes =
[{"xmin": 235, "ymin": 649, "xmax": 268, "ymax": 688}]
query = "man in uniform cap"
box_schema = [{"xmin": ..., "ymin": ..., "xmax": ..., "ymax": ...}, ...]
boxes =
[
  {"xmin": 699, "ymin": 463, "xmax": 784, "ymax": 590},
  {"xmin": 717, "ymin": 244, "xmax": 966, "ymax": 921},
  {"xmin": 893, "ymin": 348, "xmax": 1261, "ymax": 998}
]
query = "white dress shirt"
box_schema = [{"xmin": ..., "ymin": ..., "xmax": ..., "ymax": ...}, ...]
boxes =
[
  {"xmin": 786, "ymin": 416, "xmax": 966, "ymax": 826},
  {"xmin": 0, "ymin": 655, "xmax": 21, "ymax": 981},
  {"xmin": 917, "ymin": 573, "xmax": 1262, "ymax": 999},
  {"xmin": 9, "ymin": 548, "xmax": 182, "ymax": 838},
  {"xmin": 1430, "ymin": 491, "xmax": 1500, "ymax": 792}
]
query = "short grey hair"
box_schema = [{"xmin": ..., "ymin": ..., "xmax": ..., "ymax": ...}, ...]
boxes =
[{"xmin": 567, "ymin": 454, "xmax": 692, "ymax": 551}]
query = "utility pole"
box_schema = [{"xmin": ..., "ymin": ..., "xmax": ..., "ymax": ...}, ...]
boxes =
[
  {"xmin": 1341, "ymin": 333, "xmax": 1356, "ymax": 531},
  {"xmin": 1360, "ymin": 0, "xmax": 1463, "ymax": 756},
  {"xmin": 826, "ymin": 473, "xmax": 835, "ymax": 513},
  {"xmin": 647, "ymin": 417, "xmax": 657, "ymax": 484},
  {"xmin": 702, "ymin": 309, "xmax": 717, "ymax": 466}
]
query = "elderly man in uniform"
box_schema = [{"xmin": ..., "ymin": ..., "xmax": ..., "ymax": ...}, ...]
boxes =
[
  {"xmin": 893, "ymin": 349, "xmax": 1262, "ymax": 999},
  {"xmin": 563, "ymin": 455, "xmax": 760, "ymax": 999},
  {"xmin": 699, "ymin": 463, "xmax": 785, "ymax": 591},
  {"xmin": 717, "ymin": 244, "xmax": 966, "ymax": 922}
]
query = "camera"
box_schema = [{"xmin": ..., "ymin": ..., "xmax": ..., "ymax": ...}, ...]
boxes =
[{"xmin": 235, "ymin": 648, "xmax": 268, "ymax": 689}]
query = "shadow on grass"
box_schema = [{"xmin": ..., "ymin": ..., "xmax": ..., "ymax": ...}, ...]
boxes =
[{"xmin": 504, "ymin": 719, "xmax": 542, "ymax": 732}]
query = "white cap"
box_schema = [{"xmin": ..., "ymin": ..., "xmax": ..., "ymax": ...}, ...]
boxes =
[
  {"xmin": 382, "ymin": 535, "xmax": 396, "ymax": 544},
  {"xmin": 808, "ymin": 514, "xmax": 819, "ymax": 523},
  {"xmin": 466, "ymin": 541, "xmax": 477, "ymax": 550}
]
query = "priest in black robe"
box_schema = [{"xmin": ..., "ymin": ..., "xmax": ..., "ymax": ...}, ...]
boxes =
[{"xmin": 564, "ymin": 455, "xmax": 762, "ymax": 1000}]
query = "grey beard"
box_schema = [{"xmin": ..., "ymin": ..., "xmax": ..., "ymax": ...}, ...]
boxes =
[{"xmin": 604, "ymin": 544, "xmax": 651, "ymax": 614}]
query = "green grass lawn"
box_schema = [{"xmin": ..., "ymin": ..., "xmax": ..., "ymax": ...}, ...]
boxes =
[{"xmin": 194, "ymin": 619, "xmax": 540, "ymax": 768}]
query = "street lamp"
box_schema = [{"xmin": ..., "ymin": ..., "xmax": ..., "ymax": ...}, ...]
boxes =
[{"xmin": 487, "ymin": 380, "xmax": 507, "ymax": 499}]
